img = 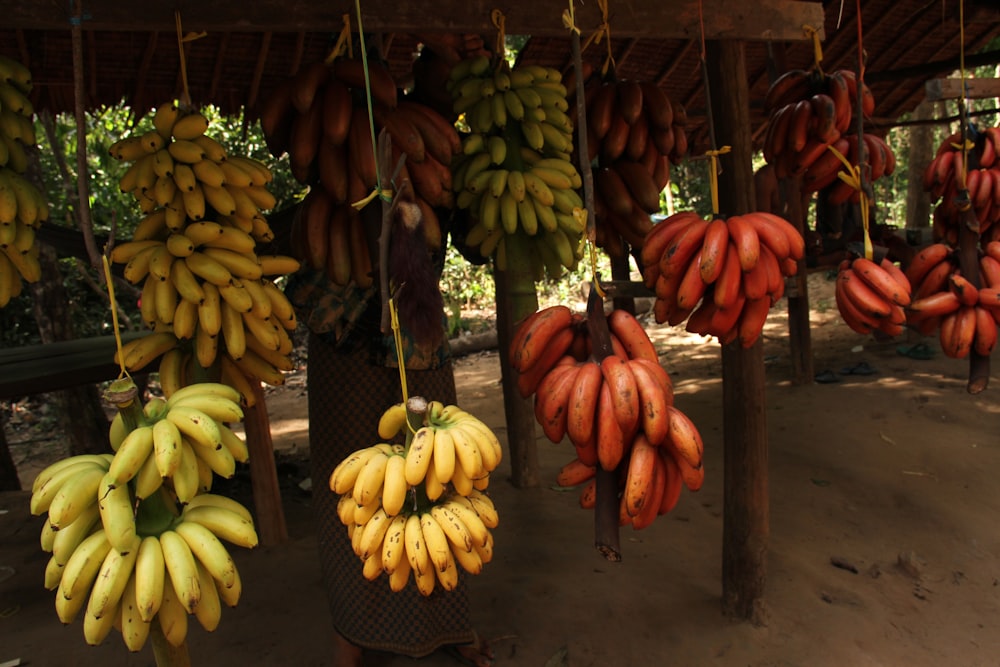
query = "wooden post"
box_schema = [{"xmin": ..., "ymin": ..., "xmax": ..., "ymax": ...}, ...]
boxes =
[
  {"xmin": 494, "ymin": 232, "xmax": 540, "ymax": 488},
  {"xmin": 245, "ymin": 381, "xmax": 288, "ymax": 545},
  {"xmin": 706, "ymin": 39, "xmax": 769, "ymax": 624}
]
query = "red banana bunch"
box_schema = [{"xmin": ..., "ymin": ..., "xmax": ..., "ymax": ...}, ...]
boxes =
[
  {"xmin": 835, "ymin": 256, "xmax": 911, "ymax": 337},
  {"xmin": 922, "ymin": 128, "xmax": 1000, "ymax": 245}
]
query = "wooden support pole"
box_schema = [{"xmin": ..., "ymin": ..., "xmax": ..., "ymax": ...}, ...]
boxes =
[
  {"xmin": 706, "ymin": 38, "xmax": 769, "ymax": 625},
  {"xmin": 245, "ymin": 381, "xmax": 289, "ymax": 545},
  {"xmin": 494, "ymin": 232, "xmax": 540, "ymax": 489}
]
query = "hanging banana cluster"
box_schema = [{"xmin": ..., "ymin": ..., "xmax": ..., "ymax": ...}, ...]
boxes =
[
  {"xmin": 108, "ymin": 102, "xmax": 301, "ymax": 404},
  {"xmin": 259, "ymin": 56, "xmax": 462, "ymax": 289},
  {"xmin": 448, "ymin": 55, "xmax": 586, "ymax": 279},
  {"xmin": 31, "ymin": 382, "xmax": 259, "ymax": 650},
  {"xmin": 579, "ymin": 76, "xmax": 689, "ymax": 261},
  {"xmin": 328, "ymin": 399, "xmax": 502, "ymax": 595},
  {"xmin": 0, "ymin": 55, "xmax": 48, "ymax": 305}
]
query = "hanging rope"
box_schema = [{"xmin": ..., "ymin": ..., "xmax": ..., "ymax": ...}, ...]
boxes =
[
  {"xmin": 954, "ymin": 0, "xmax": 972, "ymax": 207},
  {"xmin": 827, "ymin": 143, "xmax": 873, "ymax": 260},
  {"xmin": 324, "ymin": 14, "xmax": 354, "ymax": 65},
  {"xmin": 349, "ymin": 0, "xmax": 393, "ymax": 211},
  {"xmin": 102, "ymin": 254, "xmax": 130, "ymax": 380},
  {"xmin": 388, "ymin": 297, "xmax": 411, "ymax": 408},
  {"xmin": 803, "ymin": 24, "xmax": 824, "ymax": 75},
  {"xmin": 696, "ymin": 0, "xmax": 730, "ymax": 216},
  {"xmin": 491, "ymin": 10, "xmax": 507, "ymax": 62},
  {"xmin": 580, "ymin": 0, "xmax": 614, "ymax": 77},
  {"xmin": 174, "ymin": 11, "xmax": 207, "ymax": 107}
]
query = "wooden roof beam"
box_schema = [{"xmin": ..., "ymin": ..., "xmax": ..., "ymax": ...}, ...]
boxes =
[{"xmin": 11, "ymin": 0, "xmax": 824, "ymax": 41}]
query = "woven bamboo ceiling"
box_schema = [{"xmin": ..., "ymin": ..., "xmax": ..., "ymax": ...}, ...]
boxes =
[{"xmin": 1, "ymin": 0, "xmax": 998, "ymax": 155}]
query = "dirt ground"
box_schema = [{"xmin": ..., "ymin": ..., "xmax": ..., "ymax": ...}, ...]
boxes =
[{"xmin": 3, "ymin": 271, "xmax": 1000, "ymax": 667}]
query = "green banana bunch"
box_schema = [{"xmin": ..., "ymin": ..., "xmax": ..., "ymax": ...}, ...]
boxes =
[{"xmin": 447, "ymin": 56, "xmax": 584, "ymax": 278}]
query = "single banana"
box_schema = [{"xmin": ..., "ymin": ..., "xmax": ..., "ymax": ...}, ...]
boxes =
[
  {"xmin": 133, "ymin": 451, "xmax": 165, "ymax": 500},
  {"xmin": 189, "ymin": 433, "xmax": 237, "ymax": 478},
  {"xmin": 192, "ymin": 559, "xmax": 223, "ymax": 632},
  {"xmin": 380, "ymin": 454, "xmax": 409, "ymax": 517},
  {"xmin": 46, "ymin": 465, "xmax": 105, "ymax": 529},
  {"xmin": 357, "ymin": 507, "xmax": 393, "ymax": 560},
  {"xmin": 403, "ymin": 426, "xmax": 437, "ymax": 486},
  {"xmin": 388, "ymin": 547, "xmax": 412, "ymax": 592},
  {"xmin": 465, "ymin": 489, "xmax": 500, "ymax": 528},
  {"xmin": 219, "ymin": 425, "xmax": 250, "ymax": 464},
  {"xmin": 168, "ymin": 390, "xmax": 244, "ymax": 424},
  {"xmin": 82, "ymin": 599, "xmax": 120, "ymax": 646},
  {"xmin": 98, "ymin": 472, "xmax": 138, "ymax": 551},
  {"xmin": 44, "ymin": 555, "xmax": 65, "ymax": 591},
  {"xmin": 441, "ymin": 498, "xmax": 490, "ymax": 547},
  {"xmin": 134, "ymin": 535, "xmax": 166, "ymax": 622},
  {"xmin": 107, "ymin": 424, "xmax": 155, "ymax": 488},
  {"xmin": 181, "ymin": 504, "xmax": 259, "ymax": 548},
  {"xmin": 419, "ymin": 511, "xmax": 453, "ymax": 573},
  {"xmin": 171, "ymin": 440, "xmax": 201, "ymax": 504},
  {"xmin": 376, "ymin": 402, "xmax": 408, "ymax": 440},
  {"xmin": 31, "ymin": 459, "xmax": 109, "ymax": 516},
  {"xmin": 352, "ymin": 449, "xmax": 389, "ymax": 507},
  {"xmin": 380, "ymin": 514, "xmax": 408, "ymax": 574},
  {"xmin": 157, "ymin": 575, "xmax": 189, "ymax": 647},
  {"xmin": 183, "ymin": 492, "xmax": 253, "ymax": 522},
  {"xmin": 86, "ymin": 533, "xmax": 141, "ymax": 620},
  {"xmin": 165, "ymin": 403, "xmax": 223, "ymax": 450},
  {"xmin": 51, "ymin": 502, "xmax": 100, "ymax": 566},
  {"xmin": 216, "ymin": 560, "xmax": 242, "ymax": 607},
  {"xmin": 159, "ymin": 529, "xmax": 202, "ymax": 613},
  {"xmin": 56, "ymin": 530, "xmax": 113, "ymax": 621},
  {"xmin": 330, "ymin": 446, "xmax": 381, "ymax": 495},
  {"xmin": 174, "ymin": 519, "xmax": 238, "ymax": 589},
  {"xmin": 430, "ymin": 504, "xmax": 474, "ymax": 553},
  {"xmin": 152, "ymin": 418, "xmax": 184, "ymax": 478},
  {"xmin": 120, "ymin": 570, "xmax": 151, "ymax": 652},
  {"xmin": 404, "ymin": 513, "xmax": 430, "ymax": 576}
]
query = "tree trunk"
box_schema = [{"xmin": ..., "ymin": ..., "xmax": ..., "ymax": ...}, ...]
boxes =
[
  {"xmin": 28, "ymin": 242, "xmax": 110, "ymax": 455},
  {"xmin": 905, "ymin": 100, "xmax": 935, "ymax": 230},
  {"xmin": 0, "ymin": 412, "xmax": 21, "ymax": 490}
]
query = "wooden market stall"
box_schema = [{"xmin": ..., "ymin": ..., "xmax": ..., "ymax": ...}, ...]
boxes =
[{"xmin": 2, "ymin": 0, "xmax": 999, "ymax": 624}]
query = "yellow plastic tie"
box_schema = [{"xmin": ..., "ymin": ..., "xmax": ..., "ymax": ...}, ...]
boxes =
[
  {"xmin": 491, "ymin": 9, "xmax": 507, "ymax": 61},
  {"xmin": 803, "ymin": 24, "xmax": 824, "ymax": 74},
  {"xmin": 581, "ymin": 0, "xmax": 614, "ymax": 76},
  {"xmin": 102, "ymin": 254, "xmax": 129, "ymax": 379},
  {"xmin": 705, "ymin": 146, "xmax": 731, "ymax": 216},
  {"xmin": 388, "ymin": 297, "xmax": 410, "ymax": 405},
  {"xmin": 586, "ymin": 239, "xmax": 606, "ymax": 299},
  {"xmin": 562, "ymin": 0, "xmax": 582, "ymax": 36},
  {"xmin": 826, "ymin": 144, "xmax": 873, "ymax": 260},
  {"xmin": 351, "ymin": 187, "xmax": 394, "ymax": 211},
  {"xmin": 324, "ymin": 14, "xmax": 353, "ymax": 65}
]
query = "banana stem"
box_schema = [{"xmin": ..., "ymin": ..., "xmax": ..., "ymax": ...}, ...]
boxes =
[
  {"xmin": 136, "ymin": 487, "xmax": 179, "ymax": 536},
  {"xmin": 104, "ymin": 377, "xmax": 145, "ymax": 432},
  {"xmin": 150, "ymin": 623, "xmax": 191, "ymax": 667}
]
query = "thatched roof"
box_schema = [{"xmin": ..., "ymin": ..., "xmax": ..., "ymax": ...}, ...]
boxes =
[{"xmin": 1, "ymin": 0, "xmax": 998, "ymax": 154}]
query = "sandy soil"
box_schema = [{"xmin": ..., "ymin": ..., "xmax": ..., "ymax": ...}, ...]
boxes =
[{"xmin": 3, "ymin": 272, "xmax": 1000, "ymax": 667}]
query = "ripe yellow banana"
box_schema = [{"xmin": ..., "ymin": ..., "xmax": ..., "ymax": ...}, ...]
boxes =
[
  {"xmin": 134, "ymin": 535, "xmax": 165, "ymax": 622},
  {"xmin": 97, "ymin": 472, "xmax": 138, "ymax": 551},
  {"xmin": 181, "ymin": 504, "xmax": 259, "ymax": 549},
  {"xmin": 380, "ymin": 514, "xmax": 408, "ymax": 574},
  {"xmin": 157, "ymin": 575, "xmax": 189, "ymax": 647},
  {"xmin": 171, "ymin": 440, "xmax": 201, "ymax": 504},
  {"xmin": 192, "ymin": 559, "xmax": 223, "ymax": 631},
  {"xmin": 86, "ymin": 533, "xmax": 141, "ymax": 620},
  {"xmin": 404, "ymin": 512, "xmax": 430, "ymax": 576},
  {"xmin": 107, "ymin": 424, "xmax": 155, "ymax": 488},
  {"xmin": 45, "ymin": 465, "xmax": 105, "ymax": 529},
  {"xmin": 120, "ymin": 570, "xmax": 151, "ymax": 651},
  {"xmin": 50, "ymin": 502, "xmax": 100, "ymax": 566},
  {"xmin": 419, "ymin": 511, "xmax": 453, "ymax": 573},
  {"xmin": 159, "ymin": 529, "xmax": 202, "ymax": 613},
  {"xmin": 404, "ymin": 426, "xmax": 437, "ymax": 486},
  {"xmin": 56, "ymin": 530, "xmax": 113, "ymax": 622},
  {"xmin": 165, "ymin": 404, "xmax": 223, "ymax": 450},
  {"xmin": 174, "ymin": 519, "xmax": 238, "ymax": 588},
  {"xmin": 381, "ymin": 454, "xmax": 409, "ymax": 517}
]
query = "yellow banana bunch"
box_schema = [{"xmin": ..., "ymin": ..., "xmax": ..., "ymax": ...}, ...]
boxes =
[
  {"xmin": 108, "ymin": 101, "xmax": 301, "ymax": 394},
  {"xmin": 0, "ymin": 56, "xmax": 47, "ymax": 305},
  {"xmin": 329, "ymin": 398, "xmax": 502, "ymax": 595},
  {"xmin": 448, "ymin": 56, "xmax": 584, "ymax": 278},
  {"xmin": 34, "ymin": 379, "xmax": 258, "ymax": 651}
]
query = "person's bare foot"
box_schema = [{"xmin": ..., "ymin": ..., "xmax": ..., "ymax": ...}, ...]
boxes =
[
  {"xmin": 448, "ymin": 632, "xmax": 494, "ymax": 667},
  {"xmin": 332, "ymin": 631, "xmax": 362, "ymax": 667}
]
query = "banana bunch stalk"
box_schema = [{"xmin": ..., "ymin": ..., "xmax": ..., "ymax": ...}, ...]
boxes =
[
  {"xmin": 448, "ymin": 55, "xmax": 586, "ymax": 279},
  {"xmin": 0, "ymin": 55, "xmax": 49, "ymax": 305},
  {"xmin": 31, "ymin": 379, "xmax": 258, "ymax": 652},
  {"xmin": 922, "ymin": 128, "xmax": 1000, "ymax": 246},
  {"xmin": 261, "ymin": 56, "xmax": 460, "ymax": 288},
  {"xmin": 579, "ymin": 76, "xmax": 689, "ymax": 261},
  {"xmin": 327, "ymin": 398, "xmax": 502, "ymax": 595},
  {"xmin": 107, "ymin": 102, "xmax": 302, "ymax": 404},
  {"xmin": 508, "ymin": 306, "xmax": 704, "ymax": 530}
]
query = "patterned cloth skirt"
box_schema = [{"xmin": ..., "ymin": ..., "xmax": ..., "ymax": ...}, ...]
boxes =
[{"xmin": 307, "ymin": 331, "xmax": 475, "ymax": 657}]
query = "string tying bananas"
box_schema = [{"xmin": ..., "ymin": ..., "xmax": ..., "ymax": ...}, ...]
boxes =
[
  {"xmin": 448, "ymin": 55, "xmax": 585, "ymax": 278},
  {"xmin": 579, "ymin": 76, "xmax": 689, "ymax": 260},
  {"xmin": 901, "ymin": 241, "xmax": 1000, "ymax": 358},
  {"xmin": 108, "ymin": 102, "xmax": 301, "ymax": 401},
  {"xmin": 328, "ymin": 400, "xmax": 502, "ymax": 594},
  {"xmin": 0, "ymin": 56, "xmax": 48, "ymax": 305},
  {"xmin": 31, "ymin": 381, "xmax": 258, "ymax": 650},
  {"xmin": 921, "ymin": 127, "xmax": 1000, "ymax": 246},
  {"xmin": 638, "ymin": 210, "xmax": 805, "ymax": 346},
  {"xmin": 509, "ymin": 306, "xmax": 704, "ymax": 530},
  {"xmin": 762, "ymin": 68, "xmax": 879, "ymax": 181}
]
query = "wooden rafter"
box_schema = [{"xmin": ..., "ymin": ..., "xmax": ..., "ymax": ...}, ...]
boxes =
[
  {"xmin": 6, "ymin": 0, "xmax": 825, "ymax": 41},
  {"xmin": 208, "ymin": 32, "xmax": 231, "ymax": 102}
]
